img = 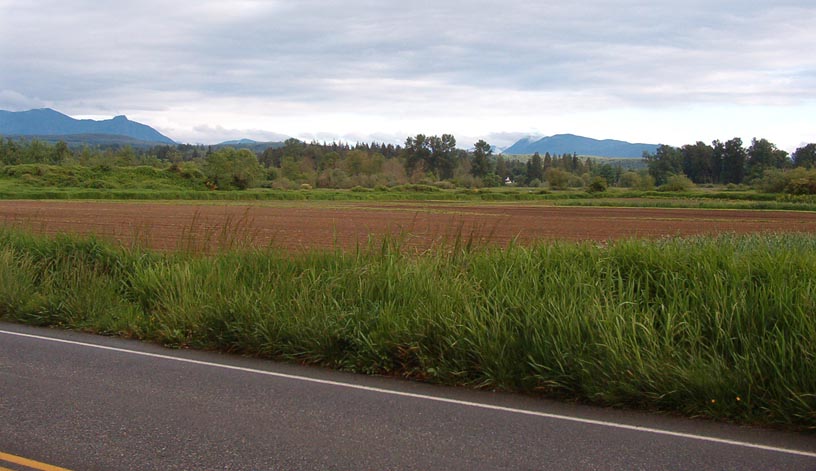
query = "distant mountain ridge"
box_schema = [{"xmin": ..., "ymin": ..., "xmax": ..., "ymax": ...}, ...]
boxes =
[
  {"xmin": 215, "ymin": 138, "xmax": 287, "ymax": 152},
  {"xmin": 0, "ymin": 108, "xmax": 175, "ymax": 144},
  {"xmin": 503, "ymin": 134, "xmax": 658, "ymax": 158}
]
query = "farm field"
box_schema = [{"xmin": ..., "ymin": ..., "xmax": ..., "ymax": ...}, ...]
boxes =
[
  {"xmin": 1, "ymin": 200, "xmax": 816, "ymax": 428},
  {"xmin": 2, "ymin": 200, "xmax": 816, "ymax": 251}
]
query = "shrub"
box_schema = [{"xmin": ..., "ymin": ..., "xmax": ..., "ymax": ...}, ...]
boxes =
[
  {"xmin": 271, "ymin": 178, "xmax": 298, "ymax": 190},
  {"xmin": 433, "ymin": 181, "xmax": 456, "ymax": 190},
  {"xmin": 587, "ymin": 176, "xmax": 608, "ymax": 193},
  {"xmin": 482, "ymin": 173, "xmax": 502, "ymax": 188},
  {"xmin": 637, "ymin": 173, "xmax": 656, "ymax": 191},
  {"xmin": 545, "ymin": 168, "xmax": 570, "ymax": 190},
  {"xmin": 756, "ymin": 169, "xmax": 788, "ymax": 193},
  {"xmin": 391, "ymin": 184, "xmax": 441, "ymax": 192},
  {"xmin": 567, "ymin": 174, "xmax": 585, "ymax": 188},
  {"xmin": 659, "ymin": 174, "xmax": 694, "ymax": 192},
  {"xmin": 757, "ymin": 168, "xmax": 816, "ymax": 195},
  {"xmin": 619, "ymin": 172, "xmax": 641, "ymax": 188},
  {"xmin": 454, "ymin": 174, "xmax": 480, "ymax": 188}
]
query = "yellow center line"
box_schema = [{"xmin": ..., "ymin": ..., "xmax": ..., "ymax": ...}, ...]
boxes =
[{"xmin": 0, "ymin": 452, "xmax": 73, "ymax": 471}]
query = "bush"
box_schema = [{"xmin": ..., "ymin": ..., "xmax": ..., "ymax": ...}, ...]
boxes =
[
  {"xmin": 271, "ymin": 178, "xmax": 298, "ymax": 190},
  {"xmin": 587, "ymin": 176, "xmax": 608, "ymax": 193},
  {"xmin": 637, "ymin": 173, "xmax": 656, "ymax": 191},
  {"xmin": 757, "ymin": 168, "xmax": 816, "ymax": 195},
  {"xmin": 391, "ymin": 184, "xmax": 441, "ymax": 192},
  {"xmin": 545, "ymin": 168, "xmax": 570, "ymax": 190},
  {"xmin": 659, "ymin": 174, "xmax": 694, "ymax": 192},
  {"xmin": 454, "ymin": 174, "xmax": 480, "ymax": 188},
  {"xmin": 433, "ymin": 181, "xmax": 456, "ymax": 190},
  {"xmin": 619, "ymin": 172, "xmax": 641, "ymax": 188},
  {"xmin": 567, "ymin": 174, "xmax": 585, "ymax": 188},
  {"xmin": 482, "ymin": 173, "xmax": 502, "ymax": 188}
]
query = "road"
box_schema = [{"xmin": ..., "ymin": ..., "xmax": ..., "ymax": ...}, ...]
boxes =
[{"xmin": 1, "ymin": 322, "xmax": 814, "ymax": 470}]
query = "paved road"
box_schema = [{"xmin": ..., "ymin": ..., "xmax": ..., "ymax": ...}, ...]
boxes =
[{"xmin": 1, "ymin": 322, "xmax": 814, "ymax": 470}]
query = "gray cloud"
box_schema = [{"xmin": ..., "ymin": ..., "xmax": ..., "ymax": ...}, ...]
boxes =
[{"xmin": 1, "ymin": 0, "xmax": 814, "ymax": 147}]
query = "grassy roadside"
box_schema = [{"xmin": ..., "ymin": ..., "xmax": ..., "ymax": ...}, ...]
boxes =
[{"xmin": 0, "ymin": 228, "xmax": 814, "ymax": 429}]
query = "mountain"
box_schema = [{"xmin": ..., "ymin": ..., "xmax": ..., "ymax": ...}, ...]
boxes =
[
  {"xmin": 503, "ymin": 134, "xmax": 658, "ymax": 158},
  {"xmin": 214, "ymin": 138, "xmax": 287, "ymax": 152},
  {"xmin": 218, "ymin": 138, "xmax": 262, "ymax": 146},
  {"xmin": 6, "ymin": 134, "xmax": 175, "ymax": 149},
  {"xmin": 0, "ymin": 108, "xmax": 175, "ymax": 144}
]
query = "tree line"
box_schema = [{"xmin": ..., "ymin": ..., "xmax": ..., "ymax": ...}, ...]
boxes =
[
  {"xmin": 3, "ymin": 133, "xmax": 813, "ymax": 192},
  {"xmin": 644, "ymin": 138, "xmax": 816, "ymax": 186},
  {"xmin": 0, "ymin": 134, "xmax": 611, "ymax": 190}
]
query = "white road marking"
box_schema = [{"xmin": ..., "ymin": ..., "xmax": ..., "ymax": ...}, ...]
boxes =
[{"xmin": 2, "ymin": 328, "xmax": 815, "ymax": 459}]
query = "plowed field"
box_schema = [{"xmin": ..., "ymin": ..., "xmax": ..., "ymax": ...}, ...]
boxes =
[{"xmin": 2, "ymin": 201, "xmax": 816, "ymax": 252}]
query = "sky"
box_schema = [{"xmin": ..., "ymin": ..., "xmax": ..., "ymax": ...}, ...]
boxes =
[{"xmin": 0, "ymin": 0, "xmax": 814, "ymax": 151}]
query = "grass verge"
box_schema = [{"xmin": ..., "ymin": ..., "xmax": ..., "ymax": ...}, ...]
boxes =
[{"xmin": 0, "ymin": 228, "xmax": 814, "ymax": 429}]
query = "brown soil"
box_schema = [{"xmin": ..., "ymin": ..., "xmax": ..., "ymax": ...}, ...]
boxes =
[{"xmin": 2, "ymin": 200, "xmax": 816, "ymax": 252}]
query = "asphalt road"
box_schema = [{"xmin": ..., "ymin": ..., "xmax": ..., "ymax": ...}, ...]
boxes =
[{"xmin": 1, "ymin": 322, "xmax": 814, "ymax": 471}]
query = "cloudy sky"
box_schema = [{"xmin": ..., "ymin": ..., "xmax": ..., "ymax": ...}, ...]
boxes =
[{"xmin": 1, "ymin": 0, "xmax": 814, "ymax": 150}]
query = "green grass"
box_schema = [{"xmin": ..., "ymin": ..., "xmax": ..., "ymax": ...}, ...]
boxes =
[
  {"xmin": 1, "ymin": 164, "xmax": 816, "ymax": 211},
  {"xmin": 0, "ymin": 227, "xmax": 814, "ymax": 429}
]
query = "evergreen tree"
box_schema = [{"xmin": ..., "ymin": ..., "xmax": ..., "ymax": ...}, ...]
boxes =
[
  {"xmin": 526, "ymin": 152, "xmax": 543, "ymax": 182},
  {"xmin": 470, "ymin": 140, "xmax": 492, "ymax": 178}
]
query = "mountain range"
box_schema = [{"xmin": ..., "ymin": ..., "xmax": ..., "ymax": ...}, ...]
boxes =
[
  {"xmin": 1, "ymin": 108, "xmax": 658, "ymax": 158},
  {"xmin": 0, "ymin": 108, "xmax": 175, "ymax": 145},
  {"xmin": 502, "ymin": 134, "xmax": 658, "ymax": 158}
]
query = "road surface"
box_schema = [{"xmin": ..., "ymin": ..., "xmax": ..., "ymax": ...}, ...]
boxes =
[{"xmin": 1, "ymin": 322, "xmax": 814, "ymax": 470}]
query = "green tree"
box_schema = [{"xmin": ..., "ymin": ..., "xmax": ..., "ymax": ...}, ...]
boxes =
[
  {"xmin": 21, "ymin": 139, "xmax": 50, "ymax": 164},
  {"xmin": 204, "ymin": 147, "xmax": 263, "ymax": 190},
  {"xmin": 429, "ymin": 134, "xmax": 457, "ymax": 179},
  {"xmin": 593, "ymin": 163, "xmax": 618, "ymax": 186},
  {"xmin": 644, "ymin": 144, "xmax": 683, "ymax": 185},
  {"xmin": 587, "ymin": 176, "xmax": 608, "ymax": 193},
  {"xmin": 793, "ymin": 143, "xmax": 816, "ymax": 168},
  {"xmin": 470, "ymin": 140, "xmax": 492, "ymax": 178},
  {"xmin": 495, "ymin": 155, "xmax": 508, "ymax": 179},
  {"xmin": 721, "ymin": 138, "xmax": 747, "ymax": 184},
  {"xmin": 0, "ymin": 138, "xmax": 20, "ymax": 165},
  {"xmin": 52, "ymin": 141, "xmax": 72, "ymax": 165},
  {"xmin": 681, "ymin": 141, "xmax": 717, "ymax": 183},
  {"xmin": 404, "ymin": 134, "xmax": 431, "ymax": 176},
  {"xmin": 619, "ymin": 171, "xmax": 641, "ymax": 188},
  {"xmin": 545, "ymin": 168, "xmax": 570, "ymax": 189},
  {"xmin": 282, "ymin": 138, "xmax": 306, "ymax": 159},
  {"xmin": 747, "ymin": 138, "xmax": 789, "ymax": 179},
  {"xmin": 526, "ymin": 152, "xmax": 543, "ymax": 182}
]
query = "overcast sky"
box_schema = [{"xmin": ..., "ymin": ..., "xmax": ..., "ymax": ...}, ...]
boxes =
[{"xmin": 1, "ymin": 0, "xmax": 814, "ymax": 150}]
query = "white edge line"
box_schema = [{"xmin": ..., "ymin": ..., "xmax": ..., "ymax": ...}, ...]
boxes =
[{"xmin": 2, "ymin": 328, "xmax": 815, "ymax": 460}]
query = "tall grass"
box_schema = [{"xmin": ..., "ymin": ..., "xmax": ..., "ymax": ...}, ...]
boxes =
[{"xmin": 0, "ymin": 227, "xmax": 814, "ymax": 428}]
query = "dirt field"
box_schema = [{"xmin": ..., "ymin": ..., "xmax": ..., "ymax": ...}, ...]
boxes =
[{"xmin": 2, "ymin": 200, "xmax": 816, "ymax": 252}]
